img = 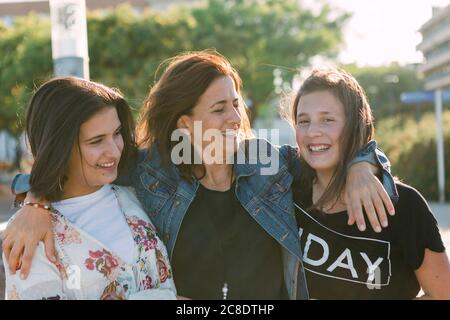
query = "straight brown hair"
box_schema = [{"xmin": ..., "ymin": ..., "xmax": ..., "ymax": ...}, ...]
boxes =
[
  {"xmin": 290, "ymin": 69, "xmax": 374, "ymax": 211},
  {"xmin": 26, "ymin": 77, "xmax": 136, "ymax": 202}
]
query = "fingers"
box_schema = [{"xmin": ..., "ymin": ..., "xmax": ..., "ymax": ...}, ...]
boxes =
[
  {"xmin": 20, "ymin": 239, "xmax": 39, "ymax": 279},
  {"xmin": 349, "ymin": 197, "xmax": 366, "ymax": 232},
  {"xmin": 361, "ymin": 195, "xmax": 382, "ymax": 233},
  {"xmin": 2, "ymin": 235, "xmax": 12, "ymax": 263},
  {"xmin": 345, "ymin": 193, "xmax": 356, "ymax": 226},
  {"xmin": 372, "ymin": 191, "xmax": 388, "ymax": 228},
  {"xmin": 377, "ymin": 181, "xmax": 395, "ymax": 216},
  {"xmin": 347, "ymin": 216, "xmax": 356, "ymax": 226},
  {"xmin": 44, "ymin": 232, "xmax": 57, "ymax": 264},
  {"xmin": 8, "ymin": 240, "xmax": 25, "ymax": 276},
  {"xmin": 17, "ymin": 253, "xmax": 23, "ymax": 270},
  {"xmin": 2, "ymin": 204, "xmax": 54, "ymax": 277}
]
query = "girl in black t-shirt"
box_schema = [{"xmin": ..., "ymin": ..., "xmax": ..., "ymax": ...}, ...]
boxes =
[{"xmin": 287, "ymin": 69, "xmax": 450, "ymax": 299}]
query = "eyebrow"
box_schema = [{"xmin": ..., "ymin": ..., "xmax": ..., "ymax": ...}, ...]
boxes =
[
  {"xmin": 85, "ymin": 125, "xmax": 122, "ymax": 142},
  {"xmin": 297, "ymin": 111, "xmax": 332, "ymax": 117},
  {"xmin": 209, "ymin": 98, "xmax": 239, "ymax": 109}
]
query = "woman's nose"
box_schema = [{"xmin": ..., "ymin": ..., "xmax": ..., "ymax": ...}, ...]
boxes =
[
  {"xmin": 306, "ymin": 123, "xmax": 323, "ymax": 137},
  {"xmin": 106, "ymin": 139, "xmax": 122, "ymax": 158},
  {"xmin": 228, "ymin": 105, "xmax": 242, "ymax": 127}
]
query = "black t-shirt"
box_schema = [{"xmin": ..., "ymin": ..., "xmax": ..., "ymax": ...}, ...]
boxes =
[
  {"xmin": 293, "ymin": 181, "xmax": 446, "ymax": 300},
  {"xmin": 171, "ymin": 183, "xmax": 288, "ymax": 300}
]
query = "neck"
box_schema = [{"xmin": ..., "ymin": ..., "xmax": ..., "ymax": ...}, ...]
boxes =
[
  {"xmin": 315, "ymin": 169, "xmax": 335, "ymax": 191},
  {"xmin": 199, "ymin": 163, "xmax": 234, "ymax": 191},
  {"xmin": 61, "ymin": 180, "xmax": 102, "ymax": 200},
  {"xmin": 313, "ymin": 168, "xmax": 346, "ymax": 213}
]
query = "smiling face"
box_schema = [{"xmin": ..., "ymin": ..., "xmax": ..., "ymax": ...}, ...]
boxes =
[
  {"xmin": 64, "ymin": 107, "xmax": 124, "ymax": 198},
  {"xmin": 296, "ymin": 90, "xmax": 346, "ymax": 177},
  {"xmin": 178, "ymin": 75, "xmax": 243, "ymax": 162}
]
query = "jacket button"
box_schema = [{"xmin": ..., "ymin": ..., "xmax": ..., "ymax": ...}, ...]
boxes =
[
  {"xmin": 276, "ymin": 183, "xmax": 286, "ymax": 192},
  {"xmin": 164, "ymin": 234, "xmax": 170, "ymax": 242},
  {"xmin": 149, "ymin": 181, "xmax": 159, "ymax": 192},
  {"xmin": 174, "ymin": 200, "xmax": 180, "ymax": 207}
]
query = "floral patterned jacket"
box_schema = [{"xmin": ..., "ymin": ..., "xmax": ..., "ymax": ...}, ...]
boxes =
[{"xmin": 3, "ymin": 185, "xmax": 177, "ymax": 300}]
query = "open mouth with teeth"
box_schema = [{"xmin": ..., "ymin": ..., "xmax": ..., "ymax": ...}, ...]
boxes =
[
  {"xmin": 307, "ymin": 144, "xmax": 331, "ymax": 152},
  {"xmin": 96, "ymin": 161, "xmax": 116, "ymax": 169}
]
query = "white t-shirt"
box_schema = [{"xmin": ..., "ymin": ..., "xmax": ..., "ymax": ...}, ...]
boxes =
[{"xmin": 52, "ymin": 184, "xmax": 135, "ymax": 264}]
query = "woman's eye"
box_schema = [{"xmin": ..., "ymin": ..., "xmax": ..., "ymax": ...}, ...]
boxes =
[
  {"xmin": 323, "ymin": 118, "xmax": 334, "ymax": 123},
  {"xmin": 297, "ymin": 120, "xmax": 309, "ymax": 125},
  {"xmin": 90, "ymin": 140, "xmax": 101, "ymax": 145},
  {"xmin": 114, "ymin": 130, "xmax": 122, "ymax": 136},
  {"xmin": 214, "ymin": 108, "xmax": 224, "ymax": 113}
]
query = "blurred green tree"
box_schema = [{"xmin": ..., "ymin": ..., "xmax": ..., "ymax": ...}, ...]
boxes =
[
  {"xmin": 0, "ymin": 15, "xmax": 52, "ymax": 135},
  {"xmin": 342, "ymin": 63, "xmax": 424, "ymax": 120},
  {"xmin": 188, "ymin": 0, "xmax": 350, "ymax": 118},
  {"xmin": 0, "ymin": 0, "xmax": 349, "ymax": 133}
]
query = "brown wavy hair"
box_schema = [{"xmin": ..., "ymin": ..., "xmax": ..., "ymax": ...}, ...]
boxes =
[{"xmin": 136, "ymin": 50, "xmax": 253, "ymax": 181}]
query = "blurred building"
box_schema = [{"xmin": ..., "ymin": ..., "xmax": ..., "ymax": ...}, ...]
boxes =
[
  {"xmin": 416, "ymin": 3, "xmax": 450, "ymax": 203},
  {"xmin": 417, "ymin": 4, "xmax": 450, "ymax": 90}
]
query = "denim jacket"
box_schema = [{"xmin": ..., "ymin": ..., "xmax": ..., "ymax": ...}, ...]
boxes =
[{"xmin": 11, "ymin": 139, "xmax": 396, "ymax": 300}]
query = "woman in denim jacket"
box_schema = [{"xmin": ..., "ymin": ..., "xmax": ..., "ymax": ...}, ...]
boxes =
[{"xmin": 3, "ymin": 51, "xmax": 396, "ymax": 300}]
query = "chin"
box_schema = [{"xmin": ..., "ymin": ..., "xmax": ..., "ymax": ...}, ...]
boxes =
[
  {"xmin": 100, "ymin": 174, "xmax": 118, "ymax": 185},
  {"xmin": 304, "ymin": 159, "xmax": 335, "ymax": 171}
]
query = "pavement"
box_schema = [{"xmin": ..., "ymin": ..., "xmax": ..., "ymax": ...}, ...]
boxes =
[{"xmin": 0, "ymin": 184, "xmax": 12, "ymax": 298}]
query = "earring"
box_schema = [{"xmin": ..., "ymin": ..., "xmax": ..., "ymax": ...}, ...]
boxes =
[{"xmin": 58, "ymin": 177, "xmax": 63, "ymax": 191}]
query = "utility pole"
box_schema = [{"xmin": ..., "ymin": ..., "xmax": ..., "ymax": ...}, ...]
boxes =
[
  {"xmin": 435, "ymin": 89, "xmax": 446, "ymax": 203},
  {"xmin": 49, "ymin": 0, "xmax": 89, "ymax": 79}
]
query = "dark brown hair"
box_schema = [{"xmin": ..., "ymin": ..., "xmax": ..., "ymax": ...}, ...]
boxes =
[
  {"xmin": 290, "ymin": 69, "xmax": 374, "ymax": 211},
  {"xmin": 26, "ymin": 77, "xmax": 136, "ymax": 202},
  {"xmin": 136, "ymin": 50, "xmax": 252, "ymax": 181}
]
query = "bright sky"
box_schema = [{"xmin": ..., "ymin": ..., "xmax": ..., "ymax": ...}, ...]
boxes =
[
  {"xmin": 325, "ymin": 0, "xmax": 450, "ymax": 66},
  {"xmin": 1, "ymin": 0, "xmax": 450, "ymax": 66}
]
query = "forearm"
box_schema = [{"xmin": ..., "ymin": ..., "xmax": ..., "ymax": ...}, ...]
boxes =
[{"xmin": 347, "ymin": 140, "xmax": 398, "ymax": 203}]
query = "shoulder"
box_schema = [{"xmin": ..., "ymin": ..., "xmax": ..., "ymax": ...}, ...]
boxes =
[
  {"xmin": 393, "ymin": 181, "xmax": 440, "ymax": 225},
  {"xmin": 112, "ymin": 185, "xmax": 143, "ymax": 209},
  {"xmin": 137, "ymin": 145, "xmax": 161, "ymax": 168},
  {"xmin": 241, "ymin": 138, "xmax": 297, "ymax": 165},
  {"xmin": 113, "ymin": 184, "xmax": 138, "ymax": 199},
  {"xmin": 278, "ymin": 144, "xmax": 298, "ymax": 160},
  {"xmin": 136, "ymin": 145, "xmax": 181, "ymax": 184},
  {"xmin": 395, "ymin": 182, "xmax": 430, "ymax": 210},
  {"xmin": 236, "ymin": 138, "xmax": 293, "ymax": 177}
]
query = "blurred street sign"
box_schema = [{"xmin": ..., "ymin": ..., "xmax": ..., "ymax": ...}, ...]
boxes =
[
  {"xmin": 400, "ymin": 91, "xmax": 450, "ymax": 104},
  {"xmin": 401, "ymin": 90, "xmax": 447, "ymax": 203}
]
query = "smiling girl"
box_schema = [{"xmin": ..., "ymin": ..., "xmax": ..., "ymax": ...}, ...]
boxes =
[
  {"xmin": 291, "ymin": 69, "xmax": 450, "ymax": 299},
  {"xmin": 2, "ymin": 77, "xmax": 176, "ymax": 300}
]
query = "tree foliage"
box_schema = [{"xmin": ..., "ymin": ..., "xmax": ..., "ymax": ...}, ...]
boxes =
[
  {"xmin": 376, "ymin": 111, "xmax": 450, "ymax": 200},
  {"xmin": 0, "ymin": 0, "xmax": 349, "ymax": 134},
  {"xmin": 342, "ymin": 63, "xmax": 423, "ymax": 120}
]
